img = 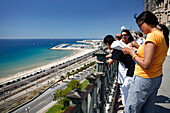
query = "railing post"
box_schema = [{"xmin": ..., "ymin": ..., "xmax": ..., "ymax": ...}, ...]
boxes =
[
  {"xmin": 66, "ymin": 89, "xmax": 82, "ymax": 113},
  {"xmin": 94, "ymin": 49, "xmax": 108, "ymax": 113},
  {"xmin": 86, "ymin": 74, "xmax": 97, "ymax": 113},
  {"xmin": 94, "ymin": 49, "xmax": 108, "ymax": 74}
]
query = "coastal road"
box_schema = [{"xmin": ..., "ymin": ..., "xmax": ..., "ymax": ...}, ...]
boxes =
[
  {"xmin": 0, "ymin": 55, "xmax": 95, "ymax": 101},
  {"xmin": 12, "ymin": 67, "xmax": 95, "ymax": 113},
  {"xmin": 0, "ymin": 53, "xmax": 96, "ymax": 113}
]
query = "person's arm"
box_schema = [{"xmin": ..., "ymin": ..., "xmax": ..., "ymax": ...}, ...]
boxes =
[
  {"xmin": 122, "ymin": 42, "xmax": 156, "ymax": 70},
  {"xmin": 132, "ymin": 41, "xmax": 140, "ymax": 49},
  {"xmin": 106, "ymin": 49, "xmax": 121, "ymax": 66},
  {"xmin": 106, "ymin": 54, "xmax": 112, "ymax": 58},
  {"xmin": 107, "ymin": 59, "xmax": 115, "ymax": 66}
]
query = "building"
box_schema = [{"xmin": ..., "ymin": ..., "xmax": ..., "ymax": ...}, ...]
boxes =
[{"xmin": 144, "ymin": 0, "xmax": 170, "ymax": 30}]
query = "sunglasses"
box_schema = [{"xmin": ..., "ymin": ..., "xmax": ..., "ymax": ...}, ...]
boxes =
[
  {"xmin": 138, "ymin": 21, "xmax": 144, "ymax": 28},
  {"xmin": 121, "ymin": 34, "xmax": 128, "ymax": 37}
]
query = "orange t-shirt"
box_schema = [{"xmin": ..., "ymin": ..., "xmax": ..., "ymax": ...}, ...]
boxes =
[{"xmin": 134, "ymin": 30, "xmax": 168, "ymax": 78}]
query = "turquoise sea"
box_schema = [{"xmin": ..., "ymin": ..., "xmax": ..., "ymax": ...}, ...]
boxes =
[{"xmin": 0, "ymin": 39, "xmax": 86, "ymax": 78}]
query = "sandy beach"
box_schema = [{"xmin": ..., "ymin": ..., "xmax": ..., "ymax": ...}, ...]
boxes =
[{"xmin": 0, "ymin": 48, "xmax": 96, "ymax": 83}]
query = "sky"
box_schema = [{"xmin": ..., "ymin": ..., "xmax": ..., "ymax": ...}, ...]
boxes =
[{"xmin": 0, "ymin": 0, "xmax": 144, "ymax": 39}]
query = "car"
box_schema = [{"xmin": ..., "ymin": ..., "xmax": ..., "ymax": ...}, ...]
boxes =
[
  {"xmin": 16, "ymin": 78, "xmax": 21, "ymax": 81},
  {"xmin": 6, "ymin": 82, "xmax": 11, "ymax": 85},
  {"xmin": 0, "ymin": 84, "xmax": 3, "ymax": 88},
  {"xmin": 29, "ymin": 74, "xmax": 33, "ymax": 77},
  {"xmin": 11, "ymin": 80, "xmax": 16, "ymax": 83},
  {"xmin": 22, "ymin": 77, "xmax": 26, "ymax": 79}
]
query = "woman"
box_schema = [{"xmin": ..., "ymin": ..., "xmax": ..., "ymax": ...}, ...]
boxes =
[
  {"xmin": 136, "ymin": 31, "xmax": 146, "ymax": 46},
  {"xmin": 121, "ymin": 29, "xmax": 139, "ymax": 51},
  {"xmin": 118, "ymin": 29, "xmax": 139, "ymax": 106},
  {"xmin": 122, "ymin": 11, "xmax": 169, "ymax": 113}
]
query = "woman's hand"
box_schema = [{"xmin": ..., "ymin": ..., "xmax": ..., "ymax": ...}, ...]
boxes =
[{"xmin": 122, "ymin": 47, "xmax": 132, "ymax": 55}]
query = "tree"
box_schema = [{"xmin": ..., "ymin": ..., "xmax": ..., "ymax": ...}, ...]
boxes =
[
  {"xmin": 66, "ymin": 72, "xmax": 71, "ymax": 79},
  {"xmin": 94, "ymin": 65, "xmax": 96, "ymax": 69},
  {"xmin": 61, "ymin": 97, "xmax": 70, "ymax": 109},
  {"xmin": 67, "ymin": 79, "xmax": 81, "ymax": 90},
  {"xmin": 76, "ymin": 68, "xmax": 80, "ymax": 73},
  {"xmin": 72, "ymin": 70, "xmax": 74, "ymax": 73},
  {"xmin": 80, "ymin": 67, "xmax": 84, "ymax": 71},
  {"xmin": 60, "ymin": 75, "xmax": 65, "ymax": 82},
  {"xmin": 84, "ymin": 64, "xmax": 87, "ymax": 68},
  {"xmin": 54, "ymin": 89, "xmax": 63, "ymax": 100}
]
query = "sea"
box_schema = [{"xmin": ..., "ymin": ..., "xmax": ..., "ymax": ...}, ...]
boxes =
[{"xmin": 0, "ymin": 39, "xmax": 87, "ymax": 79}]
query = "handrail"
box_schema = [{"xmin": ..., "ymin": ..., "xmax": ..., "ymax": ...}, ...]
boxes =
[{"xmin": 64, "ymin": 49, "xmax": 118, "ymax": 113}]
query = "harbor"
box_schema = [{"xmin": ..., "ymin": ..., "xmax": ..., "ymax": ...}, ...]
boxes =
[{"xmin": 50, "ymin": 40, "xmax": 103, "ymax": 50}]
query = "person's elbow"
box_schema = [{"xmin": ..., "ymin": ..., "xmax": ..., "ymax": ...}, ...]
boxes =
[{"xmin": 143, "ymin": 64, "xmax": 152, "ymax": 70}]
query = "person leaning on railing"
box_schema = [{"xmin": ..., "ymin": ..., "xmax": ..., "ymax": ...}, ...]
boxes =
[
  {"xmin": 103, "ymin": 35, "xmax": 135, "ymax": 106},
  {"xmin": 122, "ymin": 11, "xmax": 169, "ymax": 113}
]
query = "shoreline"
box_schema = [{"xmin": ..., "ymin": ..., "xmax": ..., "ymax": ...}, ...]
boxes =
[{"xmin": 0, "ymin": 48, "xmax": 96, "ymax": 83}]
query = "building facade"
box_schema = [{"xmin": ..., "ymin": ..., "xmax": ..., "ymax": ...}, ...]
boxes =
[{"xmin": 144, "ymin": 0, "xmax": 170, "ymax": 30}]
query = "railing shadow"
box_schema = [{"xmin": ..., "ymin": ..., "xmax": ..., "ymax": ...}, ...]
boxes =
[
  {"xmin": 156, "ymin": 95, "xmax": 170, "ymax": 103},
  {"xmin": 155, "ymin": 95, "xmax": 170, "ymax": 113}
]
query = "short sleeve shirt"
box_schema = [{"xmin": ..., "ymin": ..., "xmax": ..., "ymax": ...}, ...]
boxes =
[{"xmin": 135, "ymin": 30, "xmax": 168, "ymax": 78}]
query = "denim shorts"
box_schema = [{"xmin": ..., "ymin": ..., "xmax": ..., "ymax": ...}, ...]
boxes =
[{"xmin": 124, "ymin": 74, "xmax": 162, "ymax": 113}]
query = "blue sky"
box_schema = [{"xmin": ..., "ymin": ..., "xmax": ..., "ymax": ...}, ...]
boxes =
[{"xmin": 0, "ymin": 0, "xmax": 144, "ymax": 39}]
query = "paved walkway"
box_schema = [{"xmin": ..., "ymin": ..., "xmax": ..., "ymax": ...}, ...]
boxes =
[{"xmin": 155, "ymin": 55, "xmax": 170, "ymax": 113}]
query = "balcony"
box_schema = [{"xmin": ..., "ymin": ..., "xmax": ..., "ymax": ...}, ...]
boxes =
[{"xmin": 63, "ymin": 49, "xmax": 119, "ymax": 113}]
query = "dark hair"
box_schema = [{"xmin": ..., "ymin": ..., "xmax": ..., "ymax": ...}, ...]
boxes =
[
  {"xmin": 121, "ymin": 29, "xmax": 134, "ymax": 42},
  {"xmin": 115, "ymin": 35, "xmax": 122, "ymax": 40},
  {"xmin": 103, "ymin": 35, "xmax": 115, "ymax": 45},
  {"xmin": 135, "ymin": 11, "xmax": 169, "ymax": 47},
  {"xmin": 137, "ymin": 31, "xmax": 143, "ymax": 37}
]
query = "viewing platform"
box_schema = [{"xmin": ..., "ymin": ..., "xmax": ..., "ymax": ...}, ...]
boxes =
[
  {"xmin": 3, "ymin": 48, "xmax": 170, "ymax": 113},
  {"xmin": 155, "ymin": 56, "xmax": 170, "ymax": 113}
]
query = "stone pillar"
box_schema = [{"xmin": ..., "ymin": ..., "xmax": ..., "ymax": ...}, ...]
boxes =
[
  {"xmin": 66, "ymin": 89, "xmax": 82, "ymax": 112},
  {"xmin": 94, "ymin": 49, "xmax": 108, "ymax": 74},
  {"xmin": 94, "ymin": 49, "xmax": 108, "ymax": 113}
]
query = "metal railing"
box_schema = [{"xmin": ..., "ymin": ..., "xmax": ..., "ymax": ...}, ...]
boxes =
[{"xmin": 64, "ymin": 49, "xmax": 118, "ymax": 113}]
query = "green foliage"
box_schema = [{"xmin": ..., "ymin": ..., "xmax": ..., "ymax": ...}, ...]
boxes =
[
  {"xmin": 61, "ymin": 97, "xmax": 70, "ymax": 109},
  {"xmin": 76, "ymin": 68, "xmax": 80, "ymax": 72},
  {"xmin": 46, "ymin": 104, "xmax": 65, "ymax": 113},
  {"xmin": 53, "ymin": 89, "xmax": 63, "ymax": 100},
  {"xmin": 80, "ymin": 67, "xmax": 84, "ymax": 71},
  {"xmin": 47, "ymin": 79, "xmax": 89, "ymax": 113},
  {"xmin": 62, "ymin": 87, "xmax": 72, "ymax": 96},
  {"xmin": 84, "ymin": 64, "xmax": 87, "ymax": 67},
  {"xmin": 49, "ymin": 60, "xmax": 96, "ymax": 112},
  {"xmin": 67, "ymin": 79, "xmax": 81, "ymax": 90},
  {"xmin": 60, "ymin": 75, "xmax": 65, "ymax": 82},
  {"xmin": 66, "ymin": 72, "xmax": 71, "ymax": 79},
  {"xmin": 80, "ymin": 79, "xmax": 89, "ymax": 90},
  {"xmin": 94, "ymin": 65, "xmax": 96, "ymax": 69}
]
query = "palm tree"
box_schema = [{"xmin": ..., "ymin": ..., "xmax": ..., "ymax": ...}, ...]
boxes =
[
  {"xmin": 66, "ymin": 72, "xmax": 71, "ymax": 79},
  {"xmin": 60, "ymin": 75, "xmax": 65, "ymax": 82},
  {"xmin": 72, "ymin": 70, "xmax": 75, "ymax": 76}
]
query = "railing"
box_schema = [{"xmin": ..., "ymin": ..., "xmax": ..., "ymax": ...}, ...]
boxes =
[{"xmin": 64, "ymin": 49, "xmax": 118, "ymax": 113}]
